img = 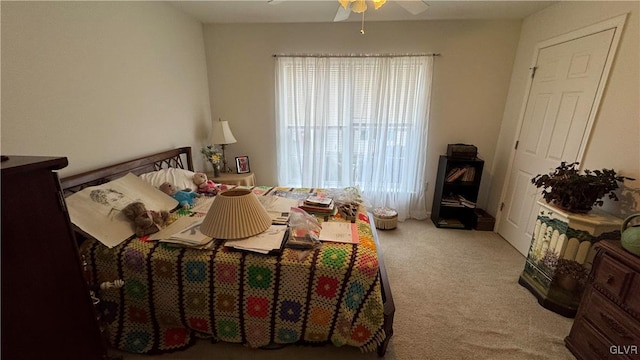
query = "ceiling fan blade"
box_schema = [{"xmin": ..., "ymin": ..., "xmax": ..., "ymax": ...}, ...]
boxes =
[
  {"xmin": 334, "ymin": 5, "xmax": 351, "ymax": 22},
  {"xmin": 396, "ymin": 0, "xmax": 429, "ymax": 15}
]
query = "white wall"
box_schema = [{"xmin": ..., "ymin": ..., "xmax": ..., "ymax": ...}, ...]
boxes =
[
  {"xmin": 203, "ymin": 20, "xmax": 522, "ymax": 211},
  {"xmin": 488, "ymin": 1, "xmax": 640, "ymax": 219},
  {"xmin": 1, "ymin": 1, "xmax": 212, "ymax": 177}
]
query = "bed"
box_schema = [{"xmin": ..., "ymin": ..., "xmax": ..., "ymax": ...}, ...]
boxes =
[{"xmin": 61, "ymin": 146, "xmax": 395, "ymax": 357}]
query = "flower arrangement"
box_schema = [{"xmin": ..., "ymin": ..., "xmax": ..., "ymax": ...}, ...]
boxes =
[
  {"xmin": 201, "ymin": 145, "xmax": 223, "ymax": 173},
  {"xmin": 553, "ymin": 258, "xmax": 590, "ymax": 291},
  {"xmin": 531, "ymin": 162, "xmax": 629, "ymax": 213}
]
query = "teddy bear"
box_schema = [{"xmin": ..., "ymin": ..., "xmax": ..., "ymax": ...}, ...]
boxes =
[
  {"xmin": 159, "ymin": 181, "xmax": 200, "ymax": 209},
  {"xmin": 121, "ymin": 201, "xmax": 170, "ymax": 237},
  {"xmin": 192, "ymin": 172, "xmax": 227, "ymax": 195}
]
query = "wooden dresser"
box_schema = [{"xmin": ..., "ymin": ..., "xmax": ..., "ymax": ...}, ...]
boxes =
[
  {"xmin": 565, "ymin": 240, "xmax": 640, "ymax": 359},
  {"xmin": 1, "ymin": 156, "xmax": 106, "ymax": 359}
]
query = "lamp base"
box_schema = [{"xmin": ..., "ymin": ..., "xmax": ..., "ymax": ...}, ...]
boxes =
[{"xmin": 220, "ymin": 144, "xmax": 234, "ymax": 173}]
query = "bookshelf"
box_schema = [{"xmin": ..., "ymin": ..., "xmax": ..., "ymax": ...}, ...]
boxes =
[{"xmin": 431, "ymin": 155, "xmax": 484, "ymax": 229}]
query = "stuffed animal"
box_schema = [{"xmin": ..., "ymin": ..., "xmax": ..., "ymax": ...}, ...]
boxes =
[
  {"xmin": 121, "ymin": 201, "xmax": 170, "ymax": 237},
  {"xmin": 192, "ymin": 172, "xmax": 227, "ymax": 195},
  {"xmin": 159, "ymin": 182, "xmax": 199, "ymax": 208}
]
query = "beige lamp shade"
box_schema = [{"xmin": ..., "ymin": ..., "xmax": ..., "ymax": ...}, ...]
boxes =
[
  {"xmin": 200, "ymin": 188, "xmax": 271, "ymax": 239},
  {"xmin": 211, "ymin": 118, "xmax": 237, "ymax": 145}
]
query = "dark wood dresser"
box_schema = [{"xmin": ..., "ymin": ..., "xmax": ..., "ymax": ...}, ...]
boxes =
[
  {"xmin": 1, "ymin": 156, "xmax": 105, "ymax": 359},
  {"xmin": 565, "ymin": 240, "xmax": 640, "ymax": 360}
]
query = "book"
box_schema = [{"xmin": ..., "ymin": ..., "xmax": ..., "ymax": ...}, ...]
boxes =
[
  {"xmin": 304, "ymin": 196, "xmax": 333, "ymax": 207},
  {"xmin": 446, "ymin": 167, "xmax": 467, "ymax": 182},
  {"xmin": 298, "ymin": 199, "xmax": 335, "ymax": 213}
]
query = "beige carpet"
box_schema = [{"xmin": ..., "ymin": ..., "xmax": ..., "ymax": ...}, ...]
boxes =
[{"xmin": 110, "ymin": 219, "xmax": 576, "ymax": 360}]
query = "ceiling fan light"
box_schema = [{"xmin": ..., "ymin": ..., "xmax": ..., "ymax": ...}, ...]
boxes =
[
  {"xmin": 351, "ymin": 0, "xmax": 367, "ymax": 13},
  {"xmin": 338, "ymin": 0, "xmax": 350, "ymax": 9},
  {"xmin": 372, "ymin": 0, "xmax": 386, "ymax": 10}
]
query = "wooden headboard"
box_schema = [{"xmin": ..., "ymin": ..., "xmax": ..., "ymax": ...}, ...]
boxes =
[{"xmin": 60, "ymin": 146, "xmax": 193, "ymax": 195}]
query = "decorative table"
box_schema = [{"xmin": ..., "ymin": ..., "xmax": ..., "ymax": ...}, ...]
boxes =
[{"xmin": 518, "ymin": 200, "xmax": 622, "ymax": 317}]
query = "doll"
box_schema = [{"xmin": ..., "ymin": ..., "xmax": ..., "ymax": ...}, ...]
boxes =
[
  {"xmin": 159, "ymin": 182, "xmax": 199, "ymax": 209},
  {"xmin": 121, "ymin": 201, "xmax": 170, "ymax": 237}
]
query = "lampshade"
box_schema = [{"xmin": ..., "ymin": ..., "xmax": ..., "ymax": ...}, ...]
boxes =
[
  {"xmin": 199, "ymin": 188, "xmax": 272, "ymax": 240},
  {"xmin": 211, "ymin": 118, "xmax": 237, "ymax": 145}
]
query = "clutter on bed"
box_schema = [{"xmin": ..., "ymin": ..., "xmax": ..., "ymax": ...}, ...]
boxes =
[
  {"xmin": 159, "ymin": 181, "xmax": 200, "ymax": 209},
  {"xmin": 62, "ymin": 147, "xmax": 394, "ymax": 357},
  {"xmin": 65, "ymin": 173, "xmax": 178, "ymax": 248},
  {"xmin": 121, "ymin": 201, "xmax": 169, "ymax": 238},
  {"xmin": 199, "ymin": 188, "xmax": 272, "ymax": 239},
  {"xmin": 192, "ymin": 171, "xmax": 226, "ymax": 195}
]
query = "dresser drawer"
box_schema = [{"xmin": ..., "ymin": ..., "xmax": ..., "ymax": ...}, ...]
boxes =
[
  {"xmin": 567, "ymin": 319, "xmax": 631, "ymax": 360},
  {"xmin": 593, "ymin": 255, "xmax": 634, "ymax": 300},
  {"xmin": 582, "ymin": 290, "xmax": 640, "ymax": 348},
  {"xmin": 625, "ymin": 275, "xmax": 640, "ymax": 317}
]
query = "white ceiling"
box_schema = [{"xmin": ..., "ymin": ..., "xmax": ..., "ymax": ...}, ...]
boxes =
[{"xmin": 168, "ymin": 1, "xmax": 557, "ymax": 24}]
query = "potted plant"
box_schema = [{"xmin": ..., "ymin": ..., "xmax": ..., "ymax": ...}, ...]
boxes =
[
  {"xmin": 554, "ymin": 258, "xmax": 589, "ymax": 291},
  {"xmin": 531, "ymin": 162, "xmax": 630, "ymax": 213}
]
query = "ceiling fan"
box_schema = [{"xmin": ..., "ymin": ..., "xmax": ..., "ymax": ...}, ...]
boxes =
[
  {"xmin": 333, "ymin": 0, "xmax": 430, "ymax": 22},
  {"xmin": 268, "ymin": 0, "xmax": 430, "ymax": 23}
]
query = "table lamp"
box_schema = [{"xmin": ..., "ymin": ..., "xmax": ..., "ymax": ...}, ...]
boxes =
[
  {"xmin": 211, "ymin": 118, "xmax": 237, "ymax": 173},
  {"xmin": 199, "ymin": 188, "xmax": 271, "ymax": 240}
]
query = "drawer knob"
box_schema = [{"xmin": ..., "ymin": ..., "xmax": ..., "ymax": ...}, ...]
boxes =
[{"xmin": 606, "ymin": 275, "xmax": 614, "ymax": 284}]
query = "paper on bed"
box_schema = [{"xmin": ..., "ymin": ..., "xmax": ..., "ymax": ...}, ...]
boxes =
[
  {"xmin": 258, "ymin": 196, "xmax": 299, "ymax": 224},
  {"xmin": 224, "ymin": 225, "xmax": 288, "ymax": 254},
  {"xmin": 148, "ymin": 216, "xmax": 212, "ymax": 247},
  {"xmin": 65, "ymin": 173, "xmax": 178, "ymax": 248},
  {"xmin": 319, "ymin": 222, "xmax": 359, "ymax": 244}
]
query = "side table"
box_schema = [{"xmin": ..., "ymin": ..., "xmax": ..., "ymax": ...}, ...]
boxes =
[
  {"xmin": 519, "ymin": 200, "xmax": 622, "ymax": 317},
  {"xmin": 207, "ymin": 171, "xmax": 256, "ymax": 186}
]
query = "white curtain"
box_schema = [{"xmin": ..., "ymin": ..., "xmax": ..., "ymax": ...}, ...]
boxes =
[{"xmin": 275, "ymin": 55, "xmax": 433, "ymax": 220}]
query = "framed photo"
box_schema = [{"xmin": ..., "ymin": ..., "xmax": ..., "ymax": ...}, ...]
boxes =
[{"xmin": 235, "ymin": 156, "xmax": 250, "ymax": 174}]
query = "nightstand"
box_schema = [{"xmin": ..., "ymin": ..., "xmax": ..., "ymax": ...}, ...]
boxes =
[{"xmin": 207, "ymin": 171, "xmax": 256, "ymax": 186}]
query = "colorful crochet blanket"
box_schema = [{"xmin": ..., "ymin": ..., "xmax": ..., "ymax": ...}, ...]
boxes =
[{"xmin": 81, "ymin": 186, "xmax": 385, "ymax": 354}]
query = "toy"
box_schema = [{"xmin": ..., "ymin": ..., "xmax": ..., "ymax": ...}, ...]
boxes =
[
  {"xmin": 121, "ymin": 201, "xmax": 170, "ymax": 237},
  {"xmin": 159, "ymin": 182, "xmax": 199, "ymax": 208},
  {"xmin": 192, "ymin": 172, "xmax": 226, "ymax": 195}
]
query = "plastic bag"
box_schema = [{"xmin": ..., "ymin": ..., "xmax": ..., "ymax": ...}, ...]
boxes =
[{"xmin": 286, "ymin": 207, "xmax": 322, "ymax": 250}]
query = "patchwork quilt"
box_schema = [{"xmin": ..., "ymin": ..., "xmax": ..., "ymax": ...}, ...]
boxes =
[{"xmin": 80, "ymin": 186, "xmax": 385, "ymax": 354}]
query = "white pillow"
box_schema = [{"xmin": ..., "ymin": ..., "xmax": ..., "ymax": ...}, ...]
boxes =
[{"xmin": 139, "ymin": 168, "xmax": 196, "ymax": 191}]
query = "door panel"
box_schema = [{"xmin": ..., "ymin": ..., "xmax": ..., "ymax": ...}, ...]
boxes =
[{"xmin": 498, "ymin": 29, "xmax": 616, "ymax": 256}]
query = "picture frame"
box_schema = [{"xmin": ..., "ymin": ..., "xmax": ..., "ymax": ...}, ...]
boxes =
[{"xmin": 235, "ymin": 156, "xmax": 250, "ymax": 174}]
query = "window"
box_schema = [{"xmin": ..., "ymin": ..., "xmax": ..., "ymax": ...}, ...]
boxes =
[{"xmin": 275, "ymin": 55, "xmax": 433, "ymax": 220}]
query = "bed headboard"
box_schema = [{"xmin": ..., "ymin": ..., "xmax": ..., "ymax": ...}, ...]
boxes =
[{"xmin": 60, "ymin": 146, "xmax": 194, "ymax": 195}]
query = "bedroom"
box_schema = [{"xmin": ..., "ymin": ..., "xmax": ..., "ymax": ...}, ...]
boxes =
[{"xmin": 1, "ymin": 1, "xmax": 639, "ymax": 359}]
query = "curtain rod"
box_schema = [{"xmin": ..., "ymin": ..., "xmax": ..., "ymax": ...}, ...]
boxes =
[{"xmin": 272, "ymin": 53, "xmax": 441, "ymax": 58}]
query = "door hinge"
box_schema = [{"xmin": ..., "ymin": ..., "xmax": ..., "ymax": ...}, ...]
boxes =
[
  {"xmin": 515, "ymin": 140, "xmax": 519, "ymax": 150},
  {"xmin": 500, "ymin": 202, "xmax": 505, "ymax": 211},
  {"xmin": 530, "ymin": 66, "xmax": 538, "ymax": 79}
]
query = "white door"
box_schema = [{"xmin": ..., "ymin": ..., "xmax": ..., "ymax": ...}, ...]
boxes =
[{"xmin": 498, "ymin": 27, "xmax": 620, "ymax": 256}]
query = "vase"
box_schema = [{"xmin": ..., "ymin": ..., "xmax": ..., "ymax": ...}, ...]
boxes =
[
  {"xmin": 211, "ymin": 163, "xmax": 220, "ymax": 178},
  {"xmin": 556, "ymin": 274, "xmax": 578, "ymax": 291}
]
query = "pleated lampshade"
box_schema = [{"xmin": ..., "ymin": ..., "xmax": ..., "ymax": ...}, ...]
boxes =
[{"xmin": 199, "ymin": 188, "xmax": 272, "ymax": 239}]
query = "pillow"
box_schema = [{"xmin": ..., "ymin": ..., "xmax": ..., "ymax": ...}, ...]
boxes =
[{"xmin": 139, "ymin": 168, "xmax": 196, "ymax": 191}]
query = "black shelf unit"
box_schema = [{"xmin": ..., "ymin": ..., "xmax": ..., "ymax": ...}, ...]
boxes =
[{"xmin": 431, "ymin": 155, "xmax": 484, "ymax": 229}]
